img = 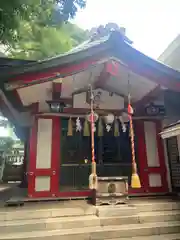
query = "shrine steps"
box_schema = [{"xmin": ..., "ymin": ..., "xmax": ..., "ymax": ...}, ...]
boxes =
[
  {"xmin": 0, "ymin": 200, "xmax": 180, "ymax": 239},
  {"xmin": 0, "ymin": 221, "xmax": 180, "ymax": 240}
]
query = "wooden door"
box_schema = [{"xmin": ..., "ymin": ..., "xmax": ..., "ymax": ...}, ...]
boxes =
[
  {"xmin": 28, "ymin": 117, "xmax": 59, "ymax": 198},
  {"xmin": 142, "ymin": 121, "xmax": 169, "ymax": 193}
]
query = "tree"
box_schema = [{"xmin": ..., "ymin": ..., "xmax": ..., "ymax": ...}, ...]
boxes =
[
  {"xmin": 0, "ymin": 115, "xmax": 18, "ymax": 154},
  {"xmin": 0, "ymin": 0, "xmax": 86, "ymax": 45},
  {"xmin": 0, "ymin": 137, "xmax": 15, "ymax": 154},
  {"xmin": 9, "ymin": 21, "xmax": 88, "ymax": 60}
]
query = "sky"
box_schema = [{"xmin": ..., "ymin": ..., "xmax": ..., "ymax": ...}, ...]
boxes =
[{"xmin": 73, "ymin": 0, "xmax": 180, "ymax": 59}]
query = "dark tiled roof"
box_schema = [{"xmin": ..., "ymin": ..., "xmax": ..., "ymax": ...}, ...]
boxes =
[
  {"xmin": 1, "ymin": 31, "xmax": 180, "ymax": 83},
  {"xmin": 0, "ymin": 57, "xmax": 35, "ymax": 70}
]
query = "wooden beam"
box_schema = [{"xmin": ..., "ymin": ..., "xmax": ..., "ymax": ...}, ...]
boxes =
[
  {"xmin": 94, "ymin": 64, "xmax": 110, "ymax": 87},
  {"xmin": 52, "ymin": 82, "xmax": 62, "ymax": 100}
]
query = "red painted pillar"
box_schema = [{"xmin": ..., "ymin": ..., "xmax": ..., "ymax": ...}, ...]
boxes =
[
  {"xmin": 129, "ymin": 120, "xmax": 147, "ymax": 194},
  {"xmin": 51, "ymin": 116, "xmax": 60, "ymax": 195},
  {"xmin": 27, "ymin": 118, "xmax": 38, "ymax": 197}
]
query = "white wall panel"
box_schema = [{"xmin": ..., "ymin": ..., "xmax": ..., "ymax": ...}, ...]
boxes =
[
  {"xmin": 148, "ymin": 173, "xmax": 162, "ymax": 187},
  {"xmin": 144, "ymin": 121, "xmax": 160, "ymax": 167},
  {"xmin": 36, "ymin": 119, "xmax": 52, "ymax": 169},
  {"xmin": 35, "ymin": 176, "xmax": 50, "ymax": 191}
]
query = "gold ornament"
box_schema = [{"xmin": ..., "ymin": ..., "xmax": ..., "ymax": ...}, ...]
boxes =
[
  {"xmin": 114, "ymin": 118, "xmax": 120, "ymax": 137},
  {"xmin": 67, "ymin": 117, "xmax": 73, "ymax": 136},
  {"xmin": 83, "ymin": 119, "xmax": 90, "ymax": 136}
]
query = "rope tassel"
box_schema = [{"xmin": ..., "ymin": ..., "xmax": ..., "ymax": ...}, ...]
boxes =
[
  {"xmin": 89, "ymin": 86, "xmax": 98, "ymax": 190},
  {"xmin": 128, "ymin": 101, "xmax": 141, "ymax": 189}
]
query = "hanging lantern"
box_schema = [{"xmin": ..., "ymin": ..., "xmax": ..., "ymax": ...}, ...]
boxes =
[
  {"xmin": 104, "ymin": 113, "xmax": 115, "ymax": 125},
  {"xmin": 104, "ymin": 113, "xmax": 114, "ymax": 132}
]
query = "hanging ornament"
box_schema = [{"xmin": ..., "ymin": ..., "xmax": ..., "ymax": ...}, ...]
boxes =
[
  {"xmin": 98, "ymin": 117, "xmax": 103, "ymax": 137},
  {"xmin": 83, "ymin": 119, "xmax": 90, "ymax": 136},
  {"xmin": 67, "ymin": 117, "xmax": 73, "ymax": 136},
  {"xmin": 114, "ymin": 118, "xmax": 120, "ymax": 137},
  {"xmin": 76, "ymin": 117, "xmax": 82, "ymax": 132},
  {"xmin": 106, "ymin": 124, "xmax": 111, "ymax": 132},
  {"xmin": 104, "ymin": 113, "xmax": 114, "ymax": 132},
  {"xmin": 104, "ymin": 113, "xmax": 115, "ymax": 125},
  {"xmin": 119, "ymin": 116, "xmax": 126, "ymax": 133}
]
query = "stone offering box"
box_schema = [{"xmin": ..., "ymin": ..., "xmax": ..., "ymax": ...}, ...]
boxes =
[{"xmin": 93, "ymin": 176, "xmax": 129, "ymax": 205}]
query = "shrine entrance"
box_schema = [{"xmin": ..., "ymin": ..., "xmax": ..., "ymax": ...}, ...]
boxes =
[{"xmin": 59, "ymin": 117, "xmax": 136, "ymax": 192}]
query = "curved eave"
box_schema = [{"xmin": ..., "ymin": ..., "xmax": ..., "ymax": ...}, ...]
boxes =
[
  {"xmin": 2, "ymin": 31, "xmax": 180, "ymax": 88},
  {"xmin": 1, "ymin": 41, "xmax": 112, "ymax": 82},
  {"xmin": 160, "ymin": 122, "xmax": 180, "ymax": 139},
  {"xmin": 110, "ymin": 32, "xmax": 180, "ymax": 82}
]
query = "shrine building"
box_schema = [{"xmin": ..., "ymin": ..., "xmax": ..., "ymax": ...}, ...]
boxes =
[{"xmin": 0, "ymin": 30, "xmax": 180, "ymax": 200}]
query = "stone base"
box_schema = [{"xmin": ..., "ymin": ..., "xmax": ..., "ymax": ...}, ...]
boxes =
[
  {"xmin": 94, "ymin": 176, "xmax": 129, "ymax": 206},
  {"xmin": 96, "ymin": 195, "xmax": 128, "ymax": 206}
]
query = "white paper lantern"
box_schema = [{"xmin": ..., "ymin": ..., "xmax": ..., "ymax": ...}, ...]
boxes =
[
  {"xmin": 104, "ymin": 113, "xmax": 115, "ymax": 125},
  {"xmin": 121, "ymin": 112, "xmax": 129, "ymax": 123}
]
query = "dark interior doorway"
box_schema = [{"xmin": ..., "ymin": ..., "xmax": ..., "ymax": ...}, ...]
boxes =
[{"xmin": 59, "ymin": 118, "xmax": 136, "ymax": 191}]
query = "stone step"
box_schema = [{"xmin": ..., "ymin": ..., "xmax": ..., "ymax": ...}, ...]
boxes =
[
  {"xmin": 108, "ymin": 233, "xmax": 180, "ymax": 240},
  {"xmin": 1, "ymin": 201, "xmax": 179, "ymax": 221},
  {"xmin": 135, "ymin": 201, "xmax": 180, "ymax": 212},
  {"xmin": 0, "ymin": 205, "xmax": 96, "ymax": 221},
  {"xmin": 97, "ymin": 201, "xmax": 180, "ymax": 217},
  {"xmin": 1, "ymin": 210, "xmax": 180, "ymax": 234},
  {"xmin": 1, "ymin": 221, "xmax": 180, "ymax": 240}
]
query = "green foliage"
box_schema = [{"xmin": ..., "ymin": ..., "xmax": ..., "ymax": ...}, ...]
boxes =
[
  {"xmin": 8, "ymin": 21, "xmax": 88, "ymax": 60},
  {"xmin": 0, "ymin": 137, "xmax": 15, "ymax": 153},
  {"xmin": 0, "ymin": 0, "xmax": 86, "ymax": 45}
]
